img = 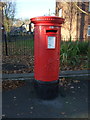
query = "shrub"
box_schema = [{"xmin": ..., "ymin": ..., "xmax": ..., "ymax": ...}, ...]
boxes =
[{"xmin": 60, "ymin": 40, "xmax": 89, "ymax": 66}]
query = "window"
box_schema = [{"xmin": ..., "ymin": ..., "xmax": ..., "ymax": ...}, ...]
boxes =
[
  {"xmin": 59, "ymin": 9, "xmax": 62, "ymax": 17},
  {"xmin": 87, "ymin": 25, "xmax": 90, "ymax": 36}
]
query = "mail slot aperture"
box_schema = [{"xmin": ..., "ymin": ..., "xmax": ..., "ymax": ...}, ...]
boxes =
[{"xmin": 46, "ymin": 30, "xmax": 57, "ymax": 33}]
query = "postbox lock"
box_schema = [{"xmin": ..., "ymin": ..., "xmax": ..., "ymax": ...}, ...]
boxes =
[{"xmin": 50, "ymin": 26, "xmax": 55, "ymax": 28}]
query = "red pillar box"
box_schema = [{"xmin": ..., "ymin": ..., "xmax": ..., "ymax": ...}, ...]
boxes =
[{"xmin": 30, "ymin": 16, "xmax": 64, "ymax": 99}]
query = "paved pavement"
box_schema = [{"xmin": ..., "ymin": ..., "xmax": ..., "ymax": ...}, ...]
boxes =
[
  {"xmin": 2, "ymin": 76, "xmax": 88, "ymax": 119},
  {"xmin": 2, "ymin": 70, "xmax": 90, "ymax": 80}
]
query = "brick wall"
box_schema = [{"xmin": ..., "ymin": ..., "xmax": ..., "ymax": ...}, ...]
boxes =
[{"xmin": 55, "ymin": 2, "xmax": 89, "ymax": 41}]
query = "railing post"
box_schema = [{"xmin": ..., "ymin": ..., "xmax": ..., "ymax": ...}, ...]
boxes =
[{"xmin": 4, "ymin": 33, "xmax": 8, "ymax": 56}]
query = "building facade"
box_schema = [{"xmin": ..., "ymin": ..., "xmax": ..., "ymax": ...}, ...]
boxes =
[
  {"xmin": 0, "ymin": 2, "xmax": 3, "ymax": 40},
  {"xmin": 55, "ymin": 1, "xmax": 90, "ymax": 41},
  {"xmin": 0, "ymin": 2, "xmax": 5, "ymax": 40}
]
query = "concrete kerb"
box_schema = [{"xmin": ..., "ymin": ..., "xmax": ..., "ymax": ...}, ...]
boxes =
[{"xmin": 2, "ymin": 70, "xmax": 90, "ymax": 81}]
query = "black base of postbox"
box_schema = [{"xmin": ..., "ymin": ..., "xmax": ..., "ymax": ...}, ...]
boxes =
[{"xmin": 34, "ymin": 80, "xmax": 59, "ymax": 100}]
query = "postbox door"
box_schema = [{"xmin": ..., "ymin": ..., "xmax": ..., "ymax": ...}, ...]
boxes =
[
  {"xmin": 34, "ymin": 25, "xmax": 61, "ymax": 82},
  {"xmin": 42, "ymin": 28, "xmax": 60, "ymax": 81}
]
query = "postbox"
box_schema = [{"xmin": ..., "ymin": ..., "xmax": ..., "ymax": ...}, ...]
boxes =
[{"xmin": 30, "ymin": 16, "xmax": 64, "ymax": 99}]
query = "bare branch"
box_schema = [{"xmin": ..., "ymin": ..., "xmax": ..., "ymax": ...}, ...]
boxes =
[{"xmin": 73, "ymin": 2, "xmax": 90, "ymax": 15}]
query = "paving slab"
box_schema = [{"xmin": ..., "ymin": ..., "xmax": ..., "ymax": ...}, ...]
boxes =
[{"xmin": 2, "ymin": 76, "xmax": 88, "ymax": 119}]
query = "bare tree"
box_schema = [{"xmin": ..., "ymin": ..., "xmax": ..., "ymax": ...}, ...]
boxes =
[
  {"xmin": 63, "ymin": 2, "xmax": 77, "ymax": 39},
  {"xmin": 3, "ymin": 0, "xmax": 16, "ymax": 32},
  {"xmin": 56, "ymin": 0, "xmax": 90, "ymax": 40},
  {"xmin": 74, "ymin": 2, "xmax": 90, "ymax": 40},
  {"xmin": 74, "ymin": 2, "xmax": 90, "ymax": 16},
  {"xmin": 65, "ymin": 1, "xmax": 90, "ymax": 40}
]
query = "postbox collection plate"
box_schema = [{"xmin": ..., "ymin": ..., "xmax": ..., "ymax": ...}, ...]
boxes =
[{"xmin": 47, "ymin": 36, "xmax": 56, "ymax": 49}]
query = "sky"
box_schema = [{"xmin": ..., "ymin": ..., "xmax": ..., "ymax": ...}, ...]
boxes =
[
  {"xmin": 15, "ymin": 0, "xmax": 56, "ymax": 19},
  {"xmin": 2, "ymin": 0, "xmax": 89, "ymax": 19}
]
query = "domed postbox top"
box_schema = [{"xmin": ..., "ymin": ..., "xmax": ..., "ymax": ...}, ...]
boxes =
[{"xmin": 30, "ymin": 16, "xmax": 64, "ymax": 26}]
